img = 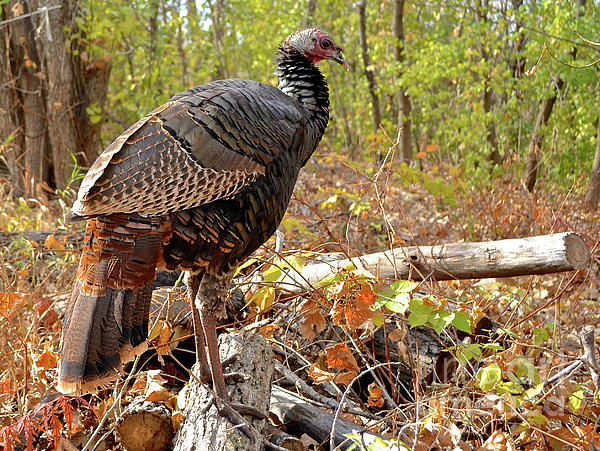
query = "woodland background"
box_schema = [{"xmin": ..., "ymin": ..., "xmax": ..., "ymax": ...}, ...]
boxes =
[{"xmin": 1, "ymin": 0, "xmax": 600, "ymax": 450}]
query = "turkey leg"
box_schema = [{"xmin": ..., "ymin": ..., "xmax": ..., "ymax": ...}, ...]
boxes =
[
  {"xmin": 186, "ymin": 274, "xmax": 211, "ymax": 383},
  {"xmin": 195, "ymin": 272, "xmax": 266, "ymax": 421}
]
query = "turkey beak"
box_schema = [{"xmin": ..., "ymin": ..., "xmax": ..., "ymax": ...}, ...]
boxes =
[{"xmin": 331, "ymin": 49, "xmax": 349, "ymax": 70}]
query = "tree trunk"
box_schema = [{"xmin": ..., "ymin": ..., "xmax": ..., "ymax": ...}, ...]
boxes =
[
  {"xmin": 305, "ymin": 0, "xmax": 317, "ymax": 26},
  {"xmin": 393, "ymin": 0, "xmax": 413, "ymax": 161},
  {"xmin": 0, "ymin": 20, "xmax": 26, "ymax": 193},
  {"xmin": 357, "ymin": 0, "xmax": 381, "ymax": 132},
  {"xmin": 172, "ymin": 331, "xmax": 273, "ymax": 451},
  {"xmin": 525, "ymin": 0, "xmax": 584, "ymax": 192},
  {"xmin": 585, "ymin": 110, "xmax": 600, "ymax": 209},
  {"xmin": 267, "ymin": 232, "xmax": 589, "ymax": 292},
  {"xmin": 524, "ymin": 73, "xmax": 563, "ymax": 192},
  {"xmin": 2, "ymin": 1, "xmax": 49, "ymax": 197},
  {"xmin": 209, "ymin": 0, "xmax": 227, "ymax": 79},
  {"xmin": 0, "ymin": 1, "xmax": 110, "ymax": 195}
]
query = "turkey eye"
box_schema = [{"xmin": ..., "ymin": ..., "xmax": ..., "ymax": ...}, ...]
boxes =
[{"xmin": 321, "ymin": 39, "xmax": 332, "ymax": 49}]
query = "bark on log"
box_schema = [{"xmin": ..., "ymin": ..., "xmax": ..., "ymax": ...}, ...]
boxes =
[
  {"xmin": 117, "ymin": 400, "xmax": 174, "ymax": 451},
  {"xmin": 270, "ymin": 386, "xmax": 385, "ymax": 450},
  {"xmin": 272, "ymin": 232, "xmax": 589, "ymax": 292},
  {"xmin": 0, "ymin": 230, "xmax": 83, "ymax": 247},
  {"xmin": 173, "ymin": 331, "xmax": 274, "ymax": 451}
]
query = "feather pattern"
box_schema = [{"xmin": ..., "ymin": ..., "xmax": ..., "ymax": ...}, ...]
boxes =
[{"xmin": 58, "ymin": 29, "xmax": 342, "ymax": 394}]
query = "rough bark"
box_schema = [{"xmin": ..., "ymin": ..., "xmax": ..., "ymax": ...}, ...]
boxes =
[
  {"xmin": 270, "ymin": 386, "xmax": 387, "ymax": 450},
  {"xmin": 524, "ymin": 73, "xmax": 564, "ymax": 192},
  {"xmin": 2, "ymin": 1, "xmax": 49, "ymax": 196},
  {"xmin": 0, "ymin": 1, "xmax": 110, "ymax": 195},
  {"xmin": 357, "ymin": 0, "xmax": 381, "ymax": 132},
  {"xmin": 172, "ymin": 331, "xmax": 273, "ymax": 451},
  {"xmin": 585, "ymin": 110, "xmax": 600, "ymax": 209},
  {"xmin": 483, "ymin": 80, "xmax": 501, "ymax": 164},
  {"xmin": 208, "ymin": 0, "xmax": 227, "ymax": 79},
  {"xmin": 0, "ymin": 7, "xmax": 27, "ymax": 194},
  {"xmin": 393, "ymin": 0, "xmax": 413, "ymax": 160}
]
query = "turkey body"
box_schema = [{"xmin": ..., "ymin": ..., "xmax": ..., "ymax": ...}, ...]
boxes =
[{"xmin": 57, "ymin": 31, "xmax": 345, "ymax": 394}]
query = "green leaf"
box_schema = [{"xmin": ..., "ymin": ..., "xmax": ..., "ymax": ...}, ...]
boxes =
[
  {"xmin": 452, "ymin": 311, "xmax": 471, "ymax": 333},
  {"xmin": 262, "ymin": 266, "xmax": 282, "ymax": 282},
  {"xmin": 454, "ymin": 343, "xmax": 482, "ymax": 364},
  {"xmin": 384, "ymin": 292, "xmax": 410, "ymax": 314},
  {"xmin": 569, "ymin": 388, "xmax": 584, "ymax": 411},
  {"xmin": 476, "ymin": 363, "xmax": 501, "ymax": 392},
  {"xmin": 407, "ymin": 298, "xmax": 433, "ymax": 327},
  {"xmin": 372, "ymin": 312, "xmax": 385, "ymax": 327},
  {"xmin": 428, "ymin": 310, "xmax": 453, "ymax": 334}
]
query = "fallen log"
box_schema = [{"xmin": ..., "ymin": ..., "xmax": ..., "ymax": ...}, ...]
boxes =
[
  {"xmin": 271, "ymin": 232, "xmax": 589, "ymax": 292},
  {"xmin": 270, "ymin": 386, "xmax": 388, "ymax": 450},
  {"xmin": 0, "ymin": 229, "xmax": 83, "ymax": 247}
]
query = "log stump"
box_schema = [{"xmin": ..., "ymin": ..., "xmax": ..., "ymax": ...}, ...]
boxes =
[{"xmin": 173, "ymin": 331, "xmax": 274, "ymax": 451}]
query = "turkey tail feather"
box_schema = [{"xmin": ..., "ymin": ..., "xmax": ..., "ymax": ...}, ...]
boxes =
[{"xmin": 57, "ymin": 214, "xmax": 172, "ymax": 394}]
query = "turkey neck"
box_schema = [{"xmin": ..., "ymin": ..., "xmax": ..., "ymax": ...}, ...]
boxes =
[{"xmin": 274, "ymin": 46, "xmax": 330, "ymax": 136}]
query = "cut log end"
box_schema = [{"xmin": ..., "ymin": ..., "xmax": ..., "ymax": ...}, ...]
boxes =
[
  {"xmin": 564, "ymin": 232, "xmax": 590, "ymax": 270},
  {"xmin": 117, "ymin": 401, "xmax": 174, "ymax": 451}
]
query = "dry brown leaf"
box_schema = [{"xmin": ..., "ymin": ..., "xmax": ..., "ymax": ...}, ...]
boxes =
[
  {"xmin": 330, "ymin": 282, "xmax": 375, "ymax": 330},
  {"xmin": 35, "ymin": 346, "xmax": 58, "ymax": 370},
  {"xmin": 299, "ymin": 300, "xmax": 327, "ymax": 341},
  {"xmin": 326, "ymin": 343, "xmax": 359, "ymax": 372},
  {"xmin": 334, "ymin": 370, "xmax": 358, "ymax": 387},
  {"xmin": 480, "ymin": 430, "xmax": 517, "ymax": 450},
  {"xmin": 0, "ymin": 292, "xmax": 27, "ymax": 319},
  {"xmin": 144, "ymin": 370, "xmax": 174, "ymax": 404}
]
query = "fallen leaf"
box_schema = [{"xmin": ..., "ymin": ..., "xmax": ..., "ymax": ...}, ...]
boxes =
[
  {"xmin": 35, "ymin": 347, "xmax": 58, "ymax": 370},
  {"xmin": 326, "ymin": 343, "xmax": 359, "ymax": 372},
  {"xmin": 367, "ymin": 382, "xmax": 384, "ymax": 408},
  {"xmin": 307, "ymin": 363, "xmax": 334, "ymax": 384},
  {"xmin": 334, "ymin": 370, "xmax": 358, "ymax": 386},
  {"xmin": 299, "ymin": 300, "xmax": 327, "ymax": 341}
]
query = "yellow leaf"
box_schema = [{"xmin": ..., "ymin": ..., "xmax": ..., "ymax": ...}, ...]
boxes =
[{"xmin": 250, "ymin": 286, "xmax": 275, "ymax": 311}]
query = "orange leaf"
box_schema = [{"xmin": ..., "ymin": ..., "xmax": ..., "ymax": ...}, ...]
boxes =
[
  {"xmin": 330, "ymin": 283, "xmax": 375, "ymax": 330},
  {"xmin": 415, "ymin": 151, "xmax": 427, "ymax": 159},
  {"xmin": 35, "ymin": 348, "xmax": 58, "ymax": 370},
  {"xmin": 0, "ymin": 292, "xmax": 27, "ymax": 319},
  {"xmin": 334, "ymin": 370, "xmax": 358, "ymax": 386},
  {"xmin": 307, "ymin": 363, "xmax": 334, "ymax": 384},
  {"xmin": 326, "ymin": 343, "xmax": 359, "ymax": 372},
  {"xmin": 425, "ymin": 143, "xmax": 439, "ymax": 153},
  {"xmin": 44, "ymin": 234, "xmax": 65, "ymax": 250},
  {"xmin": 367, "ymin": 382, "xmax": 385, "ymax": 408}
]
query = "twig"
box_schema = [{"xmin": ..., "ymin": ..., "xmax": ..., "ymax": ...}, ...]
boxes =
[
  {"xmin": 274, "ymin": 362, "xmax": 382, "ymax": 421},
  {"xmin": 580, "ymin": 325, "xmax": 600, "ymax": 391},
  {"xmin": 330, "ymin": 362, "xmax": 401, "ymax": 451}
]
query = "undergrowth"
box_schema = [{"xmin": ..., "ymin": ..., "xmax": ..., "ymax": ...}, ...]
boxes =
[{"xmin": 0, "ymin": 146, "xmax": 598, "ymax": 450}]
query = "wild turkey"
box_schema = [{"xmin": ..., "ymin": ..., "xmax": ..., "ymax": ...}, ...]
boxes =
[{"xmin": 57, "ymin": 28, "xmax": 347, "ymax": 410}]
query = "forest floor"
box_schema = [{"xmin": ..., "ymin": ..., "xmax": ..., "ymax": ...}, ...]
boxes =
[{"xmin": 0, "ymin": 151, "xmax": 599, "ymax": 450}]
